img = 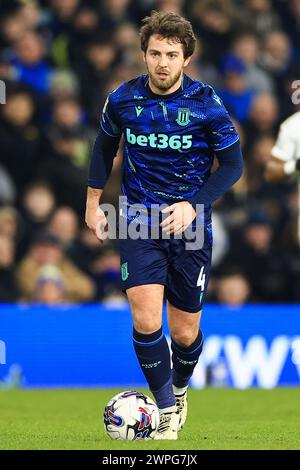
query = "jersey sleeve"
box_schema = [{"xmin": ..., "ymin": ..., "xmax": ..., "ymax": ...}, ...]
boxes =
[
  {"xmin": 100, "ymin": 92, "xmax": 122, "ymax": 138},
  {"xmin": 271, "ymin": 120, "xmax": 297, "ymax": 162},
  {"xmin": 204, "ymin": 87, "xmax": 239, "ymax": 152}
]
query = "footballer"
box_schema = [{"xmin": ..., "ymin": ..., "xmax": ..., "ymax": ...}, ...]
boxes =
[
  {"xmin": 86, "ymin": 11, "xmax": 243, "ymax": 439},
  {"xmin": 266, "ymin": 111, "xmax": 300, "ymax": 181}
]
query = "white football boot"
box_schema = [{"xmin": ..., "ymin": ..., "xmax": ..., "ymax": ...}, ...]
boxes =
[
  {"xmin": 154, "ymin": 405, "xmax": 180, "ymax": 440},
  {"xmin": 173, "ymin": 385, "xmax": 188, "ymax": 432}
]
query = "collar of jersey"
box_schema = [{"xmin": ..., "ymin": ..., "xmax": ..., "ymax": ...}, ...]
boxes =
[{"xmin": 144, "ymin": 74, "xmax": 188, "ymax": 100}]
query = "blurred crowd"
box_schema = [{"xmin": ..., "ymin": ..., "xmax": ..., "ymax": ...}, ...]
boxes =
[{"xmin": 0, "ymin": 0, "xmax": 300, "ymax": 306}]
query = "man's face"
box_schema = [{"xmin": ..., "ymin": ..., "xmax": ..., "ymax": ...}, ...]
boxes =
[
  {"xmin": 144, "ymin": 34, "xmax": 191, "ymax": 92},
  {"xmin": 3, "ymin": 93, "xmax": 34, "ymax": 126}
]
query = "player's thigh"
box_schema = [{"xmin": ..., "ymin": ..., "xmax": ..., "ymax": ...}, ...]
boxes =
[
  {"xmin": 119, "ymin": 236, "xmax": 167, "ymax": 333},
  {"xmin": 119, "ymin": 236, "xmax": 167, "ymax": 291},
  {"xmin": 127, "ymin": 284, "xmax": 165, "ymax": 333},
  {"xmin": 167, "ymin": 301, "xmax": 201, "ymax": 347}
]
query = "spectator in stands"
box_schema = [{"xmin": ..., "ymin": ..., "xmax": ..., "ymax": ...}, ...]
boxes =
[
  {"xmin": 48, "ymin": 206, "xmax": 79, "ymax": 247},
  {"xmin": 67, "ymin": 225, "xmax": 103, "ymax": 275},
  {"xmin": 0, "ymin": 234, "xmax": 19, "ymax": 302},
  {"xmin": 113, "ymin": 22, "xmax": 145, "ymax": 75},
  {"xmin": 18, "ymin": 181, "xmax": 56, "ymax": 260},
  {"xmin": 283, "ymin": 0, "xmax": 300, "ymax": 51},
  {"xmin": 219, "ymin": 54, "xmax": 256, "ymax": 122},
  {"xmin": 91, "ymin": 245, "xmax": 123, "ymax": 302},
  {"xmin": 49, "ymin": 70, "xmax": 80, "ymax": 102},
  {"xmin": 240, "ymin": 0, "xmax": 281, "ymax": 37},
  {"xmin": 215, "ymin": 267, "xmax": 252, "ymax": 306},
  {"xmin": 185, "ymin": 38, "xmax": 220, "ymax": 89},
  {"xmin": 17, "ymin": 1, "xmax": 44, "ymax": 31},
  {"xmin": 187, "ymin": 0, "xmax": 240, "ymax": 62},
  {"xmin": 49, "ymin": 0, "xmax": 80, "ymax": 21},
  {"xmin": 260, "ymin": 31, "xmax": 292, "ymax": 76},
  {"xmin": 21, "ymin": 181, "xmax": 56, "ymax": 230},
  {"xmin": 52, "ymin": 97, "xmax": 84, "ymax": 130},
  {"xmin": 0, "ymin": 206, "xmax": 19, "ymax": 241},
  {"xmin": 34, "ymin": 264, "xmax": 66, "ymax": 305},
  {"xmin": 100, "ymin": 0, "xmax": 135, "ymax": 32},
  {"xmin": 245, "ymin": 93, "xmax": 279, "ymax": 146},
  {"xmin": 221, "ymin": 210, "xmax": 286, "ymax": 302},
  {"xmin": 38, "ymin": 126, "xmax": 88, "ymax": 215},
  {"xmin": 68, "ymin": 5, "xmax": 99, "ymax": 68},
  {"xmin": 50, "ymin": 97, "xmax": 93, "ymax": 166},
  {"xmin": 0, "ymin": 165, "xmax": 16, "ymax": 205},
  {"xmin": 246, "ymin": 134, "xmax": 276, "ymax": 196},
  {"xmin": 230, "ymin": 33, "xmax": 274, "ymax": 94},
  {"xmin": 77, "ymin": 34, "xmax": 118, "ymax": 123},
  {"xmin": 5, "ymin": 30, "xmax": 54, "ymax": 95},
  {"xmin": 16, "ymin": 231, "xmax": 95, "ymax": 302},
  {"xmin": 0, "ymin": 84, "xmax": 45, "ymax": 190},
  {"xmin": 0, "ymin": 10, "xmax": 26, "ymax": 47}
]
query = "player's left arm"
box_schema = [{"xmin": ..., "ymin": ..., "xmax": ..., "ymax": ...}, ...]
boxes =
[
  {"xmin": 161, "ymin": 141, "xmax": 243, "ymax": 235},
  {"xmin": 161, "ymin": 89, "xmax": 243, "ymax": 235}
]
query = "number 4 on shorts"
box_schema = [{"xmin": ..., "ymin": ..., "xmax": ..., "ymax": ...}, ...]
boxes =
[{"xmin": 197, "ymin": 266, "xmax": 206, "ymax": 291}]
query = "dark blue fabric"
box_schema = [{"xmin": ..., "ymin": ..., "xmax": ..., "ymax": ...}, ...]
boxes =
[
  {"xmin": 120, "ymin": 226, "xmax": 212, "ymax": 313},
  {"xmin": 88, "ymin": 127, "xmax": 120, "ymax": 188},
  {"xmin": 133, "ymin": 327, "xmax": 163, "ymax": 346},
  {"xmin": 133, "ymin": 327, "xmax": 175, "ymax": 408},
  {"xmin": 187, "ymin": 140, "xmax": 243, "ymax": 210},
  {"xmin": 172, "ymin": 330, "xmax": 204, "ymax": 388},
  {"xmin": 99, "ymin": 74, "xmax": 239, "ymax": 216}
]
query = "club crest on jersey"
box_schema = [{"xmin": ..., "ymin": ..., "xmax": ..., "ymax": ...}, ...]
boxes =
[
  {"xmin": 121, "ymin": 262, "xmax": 129, "ymax": 281},
  {"xmin": 176, "ymin": 108, "xmax": 190, "ymax": 126}
]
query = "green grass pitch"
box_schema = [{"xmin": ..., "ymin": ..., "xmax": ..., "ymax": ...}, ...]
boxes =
[{"xmin": 0, "ymin": 388, "xmax": 300, "ymax": 450}]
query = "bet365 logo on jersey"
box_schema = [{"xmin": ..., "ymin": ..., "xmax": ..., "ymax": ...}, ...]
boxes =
[{"xmin": 126, "ymin": 128, "xmax": 192, "ymax": 150}]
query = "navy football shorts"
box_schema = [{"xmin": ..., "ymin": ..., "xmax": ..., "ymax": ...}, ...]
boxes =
[{"xmin": 119, "ymin": 224, "xmax": 212, "ymax": 313}]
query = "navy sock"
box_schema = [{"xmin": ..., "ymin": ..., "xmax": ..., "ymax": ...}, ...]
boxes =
[
  {"xmin": 133, "ymin": 327, "xmax": 175, "ymax": 409},
  {"xmin": 172, "ymin": 330, "xmax": 203, "ymax": 388}
]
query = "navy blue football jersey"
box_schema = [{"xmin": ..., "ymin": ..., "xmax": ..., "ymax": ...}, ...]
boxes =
[{"xmin": 101, "ymin": 74, "xmax": 239, "ymax": 222}]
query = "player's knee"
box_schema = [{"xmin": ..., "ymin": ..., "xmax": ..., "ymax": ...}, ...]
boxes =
[
  {"xmin": 134, "ymin": 317, "xmax": 162, "ymax": 335},
  {"xmin": 172, "ymin": 330, "xmax": 198, "ymax": 348}
]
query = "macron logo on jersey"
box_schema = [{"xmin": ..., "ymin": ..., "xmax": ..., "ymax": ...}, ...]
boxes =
[
  {"xmin": 135, "ymin": 106, "xmax": 144, "ymax": 117},
  {"xmin": 125, "ymin": 128, "xmax": 192, "ymax": 150}
]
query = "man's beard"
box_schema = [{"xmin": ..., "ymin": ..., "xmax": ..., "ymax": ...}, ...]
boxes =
[{"xmin": 148, "ymin": 68, "xmax": 182, "ymax": 91}]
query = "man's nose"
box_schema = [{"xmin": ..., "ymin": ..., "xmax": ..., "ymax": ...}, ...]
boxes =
[{"xmin": 158, "ymin": 55, "xmax": 168, "ymax": 67}]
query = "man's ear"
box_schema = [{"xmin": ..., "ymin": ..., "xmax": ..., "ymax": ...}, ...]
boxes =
[
  {"xmin": 142, "ymin": 52, "xmax": 146, "ymax": 63},
  {"xmin": 183, "ymin": 55, "xmax": 192, "ymax": 67}
]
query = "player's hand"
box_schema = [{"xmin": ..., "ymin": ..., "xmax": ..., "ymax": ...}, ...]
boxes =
[
  {"xmin": 85, "ymin": 205, "xmax": 108, "ymax": 243},
  {"xmin": 160, "ymin": 201, "xmax": 196, "ymax": 235}
]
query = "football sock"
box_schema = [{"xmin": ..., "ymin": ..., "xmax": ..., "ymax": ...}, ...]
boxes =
[
  {"xmin": 133, "ymin": 327, "xmax": 175, "ymax": 409},
  {"xmin": 171, "ymin": 330, "xmax": 203, "ymax": 388}
]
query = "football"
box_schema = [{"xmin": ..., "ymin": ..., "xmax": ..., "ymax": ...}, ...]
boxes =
[{"xmin": 103, "ymin": 390, "xmax": 159, "ymax": 440}]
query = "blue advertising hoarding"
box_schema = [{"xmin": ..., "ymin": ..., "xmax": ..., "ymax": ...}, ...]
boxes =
[{"xmin": 1, "ymin": 304, "xmax": 300, "ymax": 388}]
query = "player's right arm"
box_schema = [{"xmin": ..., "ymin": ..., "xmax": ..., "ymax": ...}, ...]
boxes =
[
  {"xmin": 85, "ymin": 94, "xmax": 122, "ymax": 240},
  {"xmin": 265, "ymin": 117, "xmax": 299, "ymax": 182}
]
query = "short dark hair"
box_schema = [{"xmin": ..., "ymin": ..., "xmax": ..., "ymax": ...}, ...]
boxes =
[{"xmin": 140, "ymin": 10, "xmax": 196, "ymax": 59}]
